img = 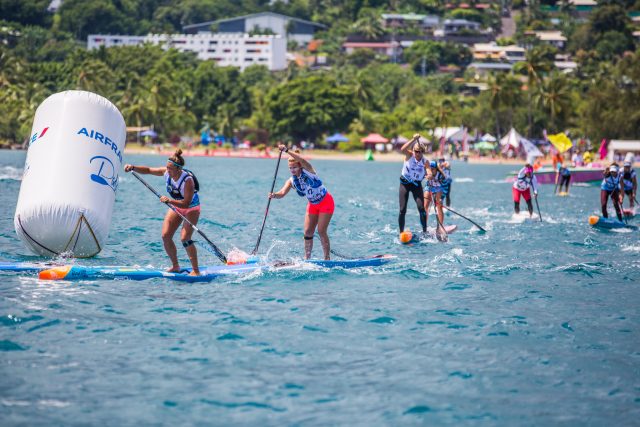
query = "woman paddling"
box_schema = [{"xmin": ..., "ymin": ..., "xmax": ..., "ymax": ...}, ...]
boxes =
[
  {"xmin": 269, "ymin": 145, "xmax": 334, "ymax": 260},
  {"xmin": 398, "ymin": 134, "xmax": 427, "ymax": 234},
  {"xmin": 424, "ymin": 160, "xmax": 447, "ymax": 236},
  {"xmin": 124, "ymin": 149, "xmax": 201, "ymax": 275},
  {"xmin": 512, "ymin": 163, "xmax": 538, "ymax": 217},
  {"xmin": 600, "ymin": 163, "xmax": 624, "ymax": 221}
]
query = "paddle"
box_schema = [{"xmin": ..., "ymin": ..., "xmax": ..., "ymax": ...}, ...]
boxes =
[
  {"xmin": 534, "ymin": 193, "xmax": 543, "ymax": 222},
  {"xmin": 441, "ymin": 205, "xmax": 486, "ymax": 232},
  {"xmin": 252, "ymin": 148, "xmax": 284, "ymax": 255},
  {"xmin": 131, "ymin": 171, "xmax": 227, "ymax": 264},
  {"xmin": 553, "ymin": 170, "xmax": 559, "ymax": 195},
  {"xmin": 432, "ymin": 197, "xmax": 448, "ymax": 242}
]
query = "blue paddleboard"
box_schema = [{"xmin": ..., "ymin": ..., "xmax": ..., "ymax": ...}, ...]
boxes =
[
  {"xmin": 588, "ymin": 216, "xmax": 637, "ymax": 230},
  {"xmin": 1, "ymin": 255, "xmax": 395, "ymax": 283}
]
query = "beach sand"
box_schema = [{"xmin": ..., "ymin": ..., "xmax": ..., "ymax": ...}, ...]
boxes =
[{"xmin": 124, "ymin": 145, "xmax": 531, "ymax": 165}]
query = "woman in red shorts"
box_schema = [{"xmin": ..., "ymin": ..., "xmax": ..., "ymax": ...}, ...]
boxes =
[
  {"xmin": 512, "ymin": 163, "xmax": 538, "ymax": 217},
  {"xmin": 269, "ymin": 144, "xmax": 334, "ymax": 260}
]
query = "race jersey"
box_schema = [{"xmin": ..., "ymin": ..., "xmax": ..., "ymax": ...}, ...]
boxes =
[
  {"xmin": 165, "ymin": 170, "xmax": 200, "ymax": 208},
  {"xmin": 441, "ymin": 167, "xmax": 452, "ymax": 186},
  {"xmin": 426, "ymin": 169, "xmax": 445, "ymax": 192},
  {"xmin": 622, "ymin": 169, "xmax": 636, "ymax": 191},
  {"xmin": 290, "ymin": 169, "xmax": 328, "ymax": 204},
  {"xmin": 601, "ymin": 173, "xmax": 622, "ymax": 192},
  {"xmin": 400, "ymin": 156, "xmax": 427, "ymax": 185},
  {"xmin": 513, "ymin": 168, "xmax": 538, "ymax": 192},
  {"xmin": 558, "ymin": 166, "xmax": 571, "ymax": 177}
]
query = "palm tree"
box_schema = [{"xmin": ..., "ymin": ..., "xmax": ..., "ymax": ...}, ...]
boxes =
[
  {"xmin": 351, "ymin": 11, "xmax": 386, "ymax": 40},
  {"xmin": 435, "ymin": 98, "xmax": 454, "ymax": 155},
  {"xmin": 515, "ymin": 47, "xmax": 552, "ymax": 136},
  {"xmin": 535, "ymin": 72, "xmax": 573, "ymax": 132},
  {"xmin": 352, "ymin": 70, "xmax": 376, "ymax": 109}
]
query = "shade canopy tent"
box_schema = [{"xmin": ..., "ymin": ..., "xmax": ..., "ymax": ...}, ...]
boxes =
[
  {"xmin": 326, "ymin": 133, "xmax": 349, "ymax": 143},
  {"xmin": 500, "ymin": 128, "xmax": 543, "ymax": 160},
  {"xmin": 448, "ymin": 127, "xmax": 476, "ymax": 143},
  {"xmin": 480, "ymin": 133, "xmax": 496, "ymax": 142},
  {"xmin": 431, "ymin": 127, "xmax": 461, "ymax": 141}
]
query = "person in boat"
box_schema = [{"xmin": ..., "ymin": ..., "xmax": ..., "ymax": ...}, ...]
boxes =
[
  {"xmin": 621, "ymin": 161, "xmax": 637, "ymax": 210},
  {"xmin": 600, "ymin": 163, "xmax": 624, "ymax": 221},
  {"xmin": 424, "ymin": 160, "xmax": 447, "ymax": 235},
  {"xmin": 124, "ymin": 149, "xmax": 201, "ymax": 276},
  {"xmin": 269, "ymin": 145, "xmax": 334, "ymax": 260},
  {"xmin": 398, "ymin": 134, "xmax": 427, "ymax": 234},
  {"xmin": 556, "ymin": 162, "xmax": 571, "ymax": 194},
  {"xmin": 438, "ymin": 158, "xmax": 453, "ymax": 207},
  {"xmin": 512, "ymin": 164, "xmax": 538, "ymax": 217}
]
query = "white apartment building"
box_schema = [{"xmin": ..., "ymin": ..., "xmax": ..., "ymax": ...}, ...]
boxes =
[{"xmin": 87, "ymin": 33, "xmax": 287, "ymax": 71}]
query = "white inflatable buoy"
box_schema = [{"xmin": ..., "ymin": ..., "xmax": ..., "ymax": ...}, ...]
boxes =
[{"xmin": 14, "ymin": 91, "xmax": 126, "ymax": 258}]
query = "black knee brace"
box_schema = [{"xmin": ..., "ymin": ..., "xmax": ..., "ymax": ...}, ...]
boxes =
[
  {"xmin": 303, "ymin": 235, "xmax": 314, "ymax": 240},
  {"xmin": 182, "ymin": 240, "xmax": 194, "ymax": 248}
]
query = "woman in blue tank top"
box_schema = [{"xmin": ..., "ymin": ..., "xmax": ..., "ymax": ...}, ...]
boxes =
[
  {"xmin": 600, "ymin": 163, "xmax": 624, "ymax": 221},
  {"xmin": 124, "ymin": 149, "xmax": 201, "ymax": 276}
]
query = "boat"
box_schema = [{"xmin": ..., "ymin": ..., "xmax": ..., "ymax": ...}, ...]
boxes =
[
  {"xmin": 0, "ymin": 255, "xmax": 396, "ymax": 283},
  {"xmin": 508, "ymin": 165, "xmax": 604, "ymax": 184}
]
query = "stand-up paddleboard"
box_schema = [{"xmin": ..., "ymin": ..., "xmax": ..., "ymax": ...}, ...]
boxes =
[
  {"xmin": 0, "ymin": 255, "xmax": 395, "ymax": 283},
  {"xmin": 623, "ymin": 208, "xmax": 636, "ymax": 219},
  {"xmin": 399, "ymin": 225, "xmax": 457, "ymax": 244},
  {"xmin": 557, "ymin": 192, "xmax": 569, "ymax": 197},
  {"xmin": 511, "ymin": 212, "xmax": 539, "ymax": 223},
  {"xmin": 588, "ymin": 216, "xmax": 637, "ymax": 230}
]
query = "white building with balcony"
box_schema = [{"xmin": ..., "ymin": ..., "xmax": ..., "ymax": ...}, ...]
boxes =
[{"xmin": 87, "ymin": 33, "xmax": 287, "ymax": 71}]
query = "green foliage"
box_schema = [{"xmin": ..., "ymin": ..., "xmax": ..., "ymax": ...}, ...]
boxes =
[
  {"xmin": 267, "ymin": 74, "xmax": 358, "ymax": 141},
  {"xmin": 403, "ymin": 40, "xmax": 471, "ymax": 75}
]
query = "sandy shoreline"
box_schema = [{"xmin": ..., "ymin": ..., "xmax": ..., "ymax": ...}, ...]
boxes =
[{"xmin": 123, "ymin": 146, "xmax": 533, "ymax": 165}]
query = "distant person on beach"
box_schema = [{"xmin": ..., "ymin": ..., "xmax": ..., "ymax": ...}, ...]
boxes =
[
  {"xmin": 600, "ymin": 163, "xmax": 624, "ymax": 221},
  {"xmin": 398, "ymin": 134, "xmax": 427, "ymax": 234},
  {"xmin": 424, "ymin": 160, "xmax": 447, "ymax": 235},
  {"xmin": 556, "ymin": 162, "xmax": 571, "ymax": 193},
  {"xmin": 124, "ymin": 149, "xmax": 201, "ymax": 275},
  {"xmin": 513, "ymin": 164, "xmax": 538, "ymax": 217},
  {"xmin": 269, "ymin": 145, "xmax": 334, "ymax": 260},
  {"xmin": 621, "ymin": 161, "xmax": 637, "ymax": 210},
  {"xmin": 438, "ymin": 158, "xmax": 452, "ymax": 207}
]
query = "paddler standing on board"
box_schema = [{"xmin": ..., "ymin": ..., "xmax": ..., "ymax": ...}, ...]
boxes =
[
  {"xmin": 269, "ymin": 145, "xmax": 334, "ymax": 260},
  {"xmin": 601, "ymin": 163, "xmax": 624, "ymax": 221},
  {"xmin": 424, "ymin": 160, "xmax": 448, "ymax": 238},
  {"xmin": 512, "ymin": 164, "xmax": 538, "ymax": 217},
  {"xmin": 621, "ymin": 161, "xmax": 637, "ymax": 211},
  {"xmin": 124, "ymin": 149, "xmax": 201, "ymax": 276},
  {"xmin": 438, "ymin": 158, "xmax": 452, "ymax": 207},
  {"xmin": 398, "ymin": 134, "xmax": 428, "ymax": 241},
  {"xmin": 556, "ymin": 162, "xmax": 571, "ymax": 194}
]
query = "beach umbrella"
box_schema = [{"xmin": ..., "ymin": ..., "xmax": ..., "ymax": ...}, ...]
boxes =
[
  {"xmin": 140, "ymin": 129, "xmax": 157, "ymax": 138},
  {"xmin": 361, "ymin": 133, "xmax": 389, "ymax": 143},
  {"xmin": 475, "ymin": 141, "xmax": 496, "ymax": 150},
  {"xmin": 326, "ymin": 133, "xmax": 349, "ymax": 143}
]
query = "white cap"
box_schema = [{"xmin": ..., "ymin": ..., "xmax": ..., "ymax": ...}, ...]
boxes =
[{"xmin": 610, "ymin": 165, "xmax": 619, "ymax": 173}]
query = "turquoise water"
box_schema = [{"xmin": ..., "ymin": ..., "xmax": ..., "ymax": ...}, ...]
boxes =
[{"xmin": 1, "ymin": 150, "xmax": 639, "ymax": 425}]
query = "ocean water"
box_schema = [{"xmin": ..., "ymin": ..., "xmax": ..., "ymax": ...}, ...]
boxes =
[{"xmin": 1, "ymin": 150, "xmax": 639, "ymax": 425}]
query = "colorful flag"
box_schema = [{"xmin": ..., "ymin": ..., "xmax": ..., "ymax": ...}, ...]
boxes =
[
  {"xmin": 547, "ymin": 133, "xmax": 573, "ymax": 153},
  {"xmin": 598, "ymin": 139, "xmax": 608, "ymax": 160}
]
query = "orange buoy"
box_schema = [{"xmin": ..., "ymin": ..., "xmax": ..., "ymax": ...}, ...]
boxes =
[
  {"xmin": 399, "ymin": 230, "xmax": 413, "ymax": 244},
  {"xmin": 588, "ymin": 216, "xmax": 599, "ymax": 226},
  {"xmin": 39, "ymin": 265, "xmax": 72, "ymax": 280}
]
